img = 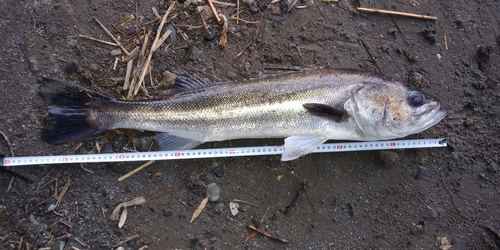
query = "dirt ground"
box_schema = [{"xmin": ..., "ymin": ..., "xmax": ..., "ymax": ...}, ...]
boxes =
[{"xmin": 1, "ymin": 0, "xmax": 499, "ymax": 249}]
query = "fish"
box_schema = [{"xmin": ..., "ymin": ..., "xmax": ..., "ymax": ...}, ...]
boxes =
[{"xmin": 39, "ymin": 68, "xmax": 448, "ymax": 161}]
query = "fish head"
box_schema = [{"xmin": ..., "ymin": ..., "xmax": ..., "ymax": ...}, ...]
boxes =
[{"xmin": 347, "ymin": 82, "xmax": 448, "ymax": 140}]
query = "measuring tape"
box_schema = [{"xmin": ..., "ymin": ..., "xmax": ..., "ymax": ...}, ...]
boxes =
[{"xmin": 1, "ymin": 138, "xmax": 446, "ymax": 167}]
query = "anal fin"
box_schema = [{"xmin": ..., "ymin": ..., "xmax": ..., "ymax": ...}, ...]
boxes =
[
  {"xmin": 154, "ymin": 133, "xmax": 202, "ymax": 151},
  {"xmin": 281, "ymin": 135, "xmax": 328, "ymax": 161}
]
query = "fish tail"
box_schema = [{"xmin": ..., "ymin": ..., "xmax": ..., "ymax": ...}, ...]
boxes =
[{"xmin": 39, "ymin": 78, "xmax": 111, "ymax": 144}]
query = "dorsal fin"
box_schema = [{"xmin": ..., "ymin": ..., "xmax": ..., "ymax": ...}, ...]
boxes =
[{"xmin": 166, "ymin": 74, "xmax": 217, "ymax": 96}]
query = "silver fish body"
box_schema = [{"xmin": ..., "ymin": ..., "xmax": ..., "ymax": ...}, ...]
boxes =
[{"xmin": 41, "ymin": 69, "xmax": 447, "ymax": 160}]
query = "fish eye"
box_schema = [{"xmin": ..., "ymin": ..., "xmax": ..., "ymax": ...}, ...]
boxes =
[{"xmin": 408, "ymin": 91, "xmax": 425, "ymax": 107}]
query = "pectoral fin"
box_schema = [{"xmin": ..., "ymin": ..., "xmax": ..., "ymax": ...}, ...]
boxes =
[
  {"xmin": 303, "ymin": 103, "xmax": 348, "ymax": 122},
  {"xmin": 155, "ymin": 133, "xmax": 202, "ymax": 151},
  {"xmin": 281, "ymin": 135, "xmax": 328, "ymax": 161}
]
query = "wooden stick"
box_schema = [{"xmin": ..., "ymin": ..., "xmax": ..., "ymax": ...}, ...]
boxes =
[
  {"xmin": 112, "ymin": 234, "xmax": 139, "ymax": 248},
  {"xmin": 207, "ymin": 0, "xmax": 221, "ymax": 23},
  {"xmin": 152, "ymin": 30, "xmax": 172, "ymax": 51},
  {"xmin": 356, "ymin": 7, "xmax": 437, "ymax": 21},
  {"xmin": 247, "ymin": 225, "xmax": 290, "ymax": 243},
  {"xmin": 78, "ymin": 35, "xmax": 118, "ymax": 47},
  {"xmin": 118, "ymin": 160, "xmax": 156, "ymax": 181},
  {"xmin": 55, "ymin": 175, "xmax": 72, "ymax": 209},
  {"xmin": 92, "ymin": 17, "xmax": 131, "ymax": 55}
]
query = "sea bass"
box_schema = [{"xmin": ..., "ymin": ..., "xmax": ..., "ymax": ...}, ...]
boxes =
[{"xmin": 40, "ymin": 69, "xmax": 447, "ymax": 161}]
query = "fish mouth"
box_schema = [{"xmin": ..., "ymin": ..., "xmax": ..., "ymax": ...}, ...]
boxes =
[{"xmin": 411, "ymin": 104, "xmax": 448, "ymax": 134}]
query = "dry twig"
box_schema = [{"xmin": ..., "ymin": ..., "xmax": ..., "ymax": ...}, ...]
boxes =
[
  {"xmin": 207, "ymin": 0, "xmax": 221, "ymax": 23},
  {"xmin": 356, "ymin": 7, "xmax": 437, "ymax": 21},
  {"xmin": 212, "ymin": 0, "xmax": 236, "ymax": 7},
  {"xmin": 78, "ymin": 35, "xmax": 118, "ymax": 47},
  {"xmin": 233, "ymin": 199, "xmax": 258, "ymax": 208},
  {"xmin": 112, "ymin": 234, "xmax": 139, "ymax": 248},
  {"xmin": 55, "ymin": 175, "xmax": 72, "ymax": 210},
  {"xmin": 247, "ymin": 224, "xmax": 290, "ymax": 243},
  {"xmin": 0, "ymin": 131, "xmax": 14, "ymax": 157},
  {"xmin": 118, "ymin": 160, "xmax": 156, "ymax": 181},
  {"xmin": 135, "ymin": 2, "xmax": 176, "ymax": 96},
  {"xmin": 218, "ymin": 14, "xmax": 228, "ymax": 47},
  {"xmin": 92, "ymin": 16, "xmax": 131, "ymax": 55}
]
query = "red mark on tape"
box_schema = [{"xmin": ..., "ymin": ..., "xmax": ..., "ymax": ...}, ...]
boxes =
[
  {"xmin": 4, "ymin": 159, "xmax": 10, "ymax": 165},
  {"xmin": 174, "ymin": 152, "xmax": 180, "ymax": 157},
  {"xmin": 390, "ymin": 142, "xmax": 396, "ymax": 147},
  {"xmin": 119, "ymin": 155, "xmax": 125, "ymax": 159},
  {"xmin": 229, "ymin": 150, "xmax": 235, "ymax": 154},
  {"xmin": 336, "ymin": 145, "xmax": 342, "ymax": 149},
  {"xmin": 62, "ymin": 158, "xmax": 68, "ymax": 162}
]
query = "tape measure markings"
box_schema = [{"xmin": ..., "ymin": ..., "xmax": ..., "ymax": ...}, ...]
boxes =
[{"xmin": 1, "ymin": 138, "xmax": 446, "ymax": 167}]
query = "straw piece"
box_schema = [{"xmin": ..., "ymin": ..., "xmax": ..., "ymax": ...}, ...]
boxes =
[
  {"xmin": 92, "ymin": 16, "xmax": 131, "ymax": 55},
  {"xmin": 207, "ymin": 0, "xmax": 221, "ymax": 23},
  {"xmin": 356, "ymin": 7, "xmax": 437, "ymax": 21}
]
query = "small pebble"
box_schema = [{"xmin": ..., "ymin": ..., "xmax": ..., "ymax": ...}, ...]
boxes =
[
  {"xmin": 273, "ymin": 19, "xmax": 282, "ymax": 27},
  {"xmin": 414, "ymin": 165, "xmax": 427, "ymax": 179},
  {"xmin": 189, "ymin": 46, "xmax": 202, "ymax": 61},
  {"xmin": 100, "ymin": 143, "xmax": 113, "ymax": 153},
  {"xmin": 242, "ymin": 0, "xmax": 253, "ymax": 5},
  {"xmin": 213, "ymin": 166, "xmax": 224, "ymax": 177},
  {"xmin": 249, "ymin": 5, "xmax": 259, "ymax": 14},
  {"xmin": 51, "ymin": 240, "xmax": 66, "ymax": 250},
  {"xmin": 46, "ymin": 204, "xmax": 56, "ymax": 212},
  {"xmin": 161, "ymin": 70, "xmax": 178, "ymax": 89},
  {"xmin": 65, "ymin": 61, "xmax": 79, "ymax": 73},
  {"xmin": 244, "ymin": 62, "xmax": 251, "ymax": 72},
  {"xmin": 178, "ymin": 212, "xmax": 187, "ymax": 219},
  {"xmin": 162, "ymin": 208, "xmax": 173, "ymax": 217},
  {"xmin": 112, "ymin": 134, "xmax": 129, "ymax": 151},
  {"xmin": 132, "ymin": 137, "xmax": 152, "ymax": 152},
  {"xmin": 203, "ymin": 27, "xmax": 217, "ymax": 41},
  {"xmin": 237, "ymin": 204, "xmax": 247, "ymax": 212},
  {"xmin": 29, "ymin": 214, "xmax": 39, "ymax": 225},
  {"xmin": 187, "ymin": 198, "xmax": 198, "ymax": 207},
  {"xmin": 214, "ymin": 202, "xmax": 225, "ymax": 213},
  {"xmin": 189, "ymin": 237, "xmax": 200, "ymax": 249},
  {"xmin": 206, "ymin": 183, "xmax": 220, "ymax": 202},
  {"xmin": 426, "ymin": 205, "xmax": 439, "ymax": 219},
  {"xmin": 165, "ymin": 24, "xmax": 177, "ymax": 44},
  {"xmin": 408, "ymin": 71, "xmax": 423, "ymax": 88},
  {"xmin": 229, "ymin": 201, "xmax": 239, "ymax": 216}
]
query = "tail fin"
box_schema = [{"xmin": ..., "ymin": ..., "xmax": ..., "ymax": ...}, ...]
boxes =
[{"xmin": 39, "ymin": 78, "xmax": 111, "ymax": 144}]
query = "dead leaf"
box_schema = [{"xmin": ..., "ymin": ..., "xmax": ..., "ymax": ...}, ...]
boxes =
[
  {"xmin": 118, "ymin": 207, "xmax": 128, "ymax": 228},
  {"xmin": 190, "ymin": 197, "xmax": 209, "ymax": 223}
]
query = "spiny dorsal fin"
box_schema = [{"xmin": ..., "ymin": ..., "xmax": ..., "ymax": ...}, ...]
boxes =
[{"xmin": 166, "ymin": 73, "xmax": 217, "ymax": 95}]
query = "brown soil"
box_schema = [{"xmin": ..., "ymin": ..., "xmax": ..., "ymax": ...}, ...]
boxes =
[{"xmin": 1, "ymin": 0, "xmax": 499, "ymax": 249}]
